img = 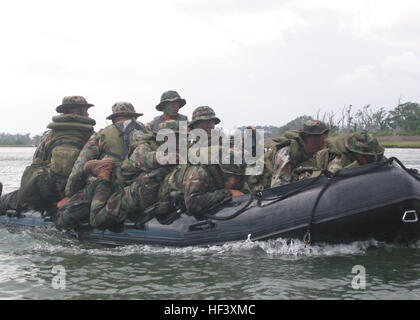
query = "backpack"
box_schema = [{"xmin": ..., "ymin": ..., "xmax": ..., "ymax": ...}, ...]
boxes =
[{"xmin": 18, "ymin": 118, "xmax": 94, "ymax": 210}]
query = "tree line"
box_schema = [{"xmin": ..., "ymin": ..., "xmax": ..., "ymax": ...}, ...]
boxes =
[
  {"xmin": 1, "ymin": 102, "xmax": 420, "ymax": 145},
  {"xmin": 241, "ymin": 101, "xmax": 420, "ymax": 137},
  {"xmin": 314, "ymin": 101, "xmax": 420, "ymax": 136},
  {"xmin": 0, "ymin": 133, "xmax": 43, "ymax": 146}
]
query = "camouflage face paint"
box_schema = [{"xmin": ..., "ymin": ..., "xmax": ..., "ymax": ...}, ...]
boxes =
[{"xmin": 163, "ymin": 101, "xmax": 180, "ymax": 117}]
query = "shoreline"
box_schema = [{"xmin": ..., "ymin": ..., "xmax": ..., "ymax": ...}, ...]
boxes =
[
  {"xmin": 0, "ymin": 145, "xmax": 36, "ymax": 148},
  {"xmin": 2, "ymin": 136, "xmax": 420, "ymax": 149},
  {"xmin": 379, "ymin": 142, "xmax": 420, "ymax": 148}
]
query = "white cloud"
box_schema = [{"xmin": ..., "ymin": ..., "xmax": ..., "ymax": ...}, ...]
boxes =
[
  {"xmin": 381, "ymin": 52, "xmax": 420, "ymax": 79},
  {"xmin": 0, "ymin": 0, "xmax": 420, "ymax": 134},
  {"xmin": 337, "ymin": 65, "xmax": 379, "ymax": 84}
]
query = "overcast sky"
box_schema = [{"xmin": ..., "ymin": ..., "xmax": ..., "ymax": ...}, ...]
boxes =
[{"xmin": 1, "ymin": 0, "xmax": 419, "ymax": 135}]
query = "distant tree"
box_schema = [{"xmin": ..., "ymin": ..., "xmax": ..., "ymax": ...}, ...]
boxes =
[{"xmin": 387, "ymin": 102, "xmax": 420, "ymax": 133}]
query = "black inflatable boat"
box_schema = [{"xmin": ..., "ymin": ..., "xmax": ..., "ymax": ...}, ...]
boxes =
[{"xmin": 1, "ymin": 158, "xmax": 420, "ymax": 246}]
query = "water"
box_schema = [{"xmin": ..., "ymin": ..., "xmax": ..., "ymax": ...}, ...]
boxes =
[{"xmin": 0, "ymin": 147, "xmax": 420, "ymax": 300}]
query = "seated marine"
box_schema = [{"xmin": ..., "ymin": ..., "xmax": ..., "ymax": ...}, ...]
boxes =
[
  {"xmin": 146, "ymin": 90, "xmax": 189, "ymax": 132},
  {"xmin": 63, "ymin": 101, "xmax": 147, "ymax": 200},
  {"xmin": 315, "ymin": 131, "xmax": 386, "ymax": 173},
  {"xmin": 158, "ymin": 147, "xmax": 252, "ymax": 218},
  {"xmin": 0, "ymin": 96, "xmax": 96, "ymax": 215},
  {"xmin": 188, "ymin": 106, "xmax": 221, "ymax": 136},
  {"xmin": 55, "ymin": 102, "xmax": 147, "ymax": 229},
  {"xmin": 270, "ymin": 120, "xmax": 329, "ymax": 187},
  {"xmin": 56, "ymin": 120, "xmax": 182, "ymax": 231}
]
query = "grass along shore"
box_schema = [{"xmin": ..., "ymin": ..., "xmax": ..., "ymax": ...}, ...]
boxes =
[
  {"xmin": 376, "ymin": 136, "xmax": 420, "ymax": 148},
  {"xmin": 0, "ymin": 145, "xmax": 36, "ymax": 147},
  {"xmin": 2, "ymin": 136, "xmax": 420, "ymax": 148},
  {"xmin": 378, "ymin": 140, "xmax": 420, "ymax": 148}
]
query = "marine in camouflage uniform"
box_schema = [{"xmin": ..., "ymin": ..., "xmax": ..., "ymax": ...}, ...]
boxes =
[
  {"xmin": 270, "ymin": 120, "xmax": 329, "ymax": 188},
  {"xmin": 57, "ymin": 120, "xmax": 181, "ymax": 230},
  {"xmin": 85, "ymin": 120, "xmax": 183, "ymax": 230},
  {"xmin": 55, "ymin": 102, "xmax": 147, "ymax": 229},
  {"xmin": 0, "ymin": 96, "xmax": 96, "ymax": 214},
  {"xmin": 158, "ymin": 147, "xmax": 251, "ymax": 217},
  {"xmin": 315, "ymin": 131, "xmax": 386, "ymax": 173},
  {"xmin": 146, "ymin": 90, "xmax": 188, "ymax": 132},
  {"xmin": 188, "ymin": 106, "xmax": 220, "ymax": 135},
  {"xmin": 64, "ymin": 102, "xmax": 147, "ymax": 198},
  {"xmin": 187, "ymin": 106, "xmax": 222, "ymax": 163}
]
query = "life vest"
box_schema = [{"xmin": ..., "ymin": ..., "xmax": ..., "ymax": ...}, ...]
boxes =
[{"xmin": 18, "ymin": 114, "xmax": 96, "ymax": 210}]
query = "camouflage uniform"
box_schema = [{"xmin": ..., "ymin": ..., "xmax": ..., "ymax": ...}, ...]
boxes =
[
  {"xmin": 64, "ymin": 102, "xmax": 147, "ymax": 197},
  {"xmin": 315, "ymin": 132, "xmax": 386, "ymax": 173},
  {"xmin": 0, "ymin": 96, "xmax": 96, "ymax": 214},
  {"xmin": 57, "ymin": 120, "xmax": 179, "ymax": 230},
  {"xmin": 146, "ymin": 90, "xmax": 188, "ymax": 132},
  {"xmin": 56, "ymin": 102, "xmax": 147, "ymax": 229},
  {"xmin": 158, "ymin": 148, "xmax": 250, "ymax": 217},
  {"xmin": 270, "ymin": 120, "xmax": 329, "ymax": 188}
]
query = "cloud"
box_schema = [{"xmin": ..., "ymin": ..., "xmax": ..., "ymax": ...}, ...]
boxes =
[
  {"xmin": 381, "ymin": 52, "xmax": 420, "ymax": 79},
  {"xmin": 337, "ymin": 65, "xmax": 379, "ymax": 84},
  {"xmin": 1, "ymin": 0, "xmax": 420, "ymax": 134}
]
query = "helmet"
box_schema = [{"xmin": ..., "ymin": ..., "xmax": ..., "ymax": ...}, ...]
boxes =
[
  {"xmin": 106, "ymin": 102, "xmax": 143, "ymax": 120},
  {"xmin": 188, "ymin": 106, "xmax": 221, "ymax": 129},
  {"xmin": 56, "ymin": 96, "xmax": 94, "ymax": 113},
  {"xmin": 345, "ymin": 131, "xmax": 385, "ymax": 156},
  {"xmin": 301, "ymin": 120, "xmax": 329, "ymax": 135},
  {"xmin": 155, "ymin": 90, "xmax": 186, "ymax": 111}
]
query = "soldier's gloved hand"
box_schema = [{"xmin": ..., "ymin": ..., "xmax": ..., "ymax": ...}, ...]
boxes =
[
  {"xmin": 83, "ymin": 158, "xmax": 116, "ymax": 179},
  {"xmin": 57, "ymin": 197, "xmax": 70, "ymax": 209},
  {"xmin": 229, "ymin": 189, "xmax": 244, "ymax": 197}
]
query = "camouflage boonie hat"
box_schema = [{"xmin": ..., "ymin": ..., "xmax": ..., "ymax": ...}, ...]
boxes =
[
  {"xmin": 156, "ymin": 90, "xmax": 186, "ymax": 111},
  {"xmin": 158, "ymin": 120, "xmax": 180, "ymax": 133},
  {"xmin": 56, "ymin": 96, "xmax": 94, "ymax": 113},
  {"xmin": 301, "ymin": 120, "xmax": 329, "ymax": 135},
  {"xmin": 218, "ymin": 147, "xmax": 246, "ymax": 176},
  {"xmin": 345, "ymin": 132, "xmax": 385, "ymax": 156},
  {"xmin": 106, "ymin": 102, "xmax": 143, "ymax": 120},
  {"xmin": 188, "ymin": 106, "xmax": 221, "ymax": 129}
]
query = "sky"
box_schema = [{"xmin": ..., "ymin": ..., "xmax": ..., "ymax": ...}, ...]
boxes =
[{"xmin": 0, "ymin": 0, "xmax": 419, "ymax": 135}]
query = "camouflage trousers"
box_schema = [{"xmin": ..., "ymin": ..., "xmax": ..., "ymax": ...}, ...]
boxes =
[
  {"xmin": 0, "ymin": 190, "xmax": 26, "ymax": 215},
  {"xmin": 55, "ymin": 181, "xmax": 98, "ymax": 230},
  {"xmin": 56, "ymin": 175, "xmax": 151, "ymax": 231}
]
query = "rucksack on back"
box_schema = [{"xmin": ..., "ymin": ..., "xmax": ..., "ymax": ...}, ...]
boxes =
[{"xmin": 19, "ymin": 141, "xmax": 86, "ymax": 210}]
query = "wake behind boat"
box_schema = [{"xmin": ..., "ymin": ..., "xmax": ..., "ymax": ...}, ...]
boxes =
[{"xmin": 1, "ymin": 158, "xmax": 420, "ymax": 247}]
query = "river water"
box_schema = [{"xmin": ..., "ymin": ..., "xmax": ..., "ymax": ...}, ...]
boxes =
[{"xmin": 0, "ymin": 147, "xmax": 419, "ymax": 300}]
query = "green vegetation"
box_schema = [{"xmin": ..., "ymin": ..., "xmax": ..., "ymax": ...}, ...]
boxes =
[
  {"xmin": 379, "ymin": 140, "xmax": 420, "ymax": 148},
  {"xmin": 2, "ymin": 101, "xmax": 420, "ymax": 147},
  {"xmin": 0, "ymin": 133, "xmax": 43, "ymax": 147}
]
